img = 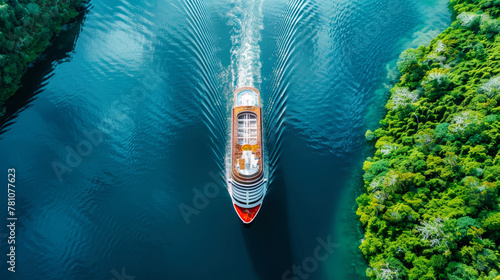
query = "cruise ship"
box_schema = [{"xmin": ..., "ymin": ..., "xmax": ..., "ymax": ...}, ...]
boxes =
[{"xmin": 228, "ymin": 87, "xmax": 267, "ymax": 224}]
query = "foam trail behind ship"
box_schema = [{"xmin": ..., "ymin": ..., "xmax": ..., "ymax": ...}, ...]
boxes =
[{"xmin": 228, "ymin": 0, "xmax": 264, "ymax": 88}]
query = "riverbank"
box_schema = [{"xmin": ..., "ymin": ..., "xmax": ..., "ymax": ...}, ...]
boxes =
[
  {"xmin": 0, "ymin": 0, "xmax": 88, "ymax": 116},
  {"xmin": 357, "ymin": 0, "xmax": 500, "ymax": 278}
]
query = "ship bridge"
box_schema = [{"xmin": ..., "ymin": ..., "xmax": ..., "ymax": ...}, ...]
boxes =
[{"xmin": 236, "ymin": 90, "xmax": 259, "ymax": 107}]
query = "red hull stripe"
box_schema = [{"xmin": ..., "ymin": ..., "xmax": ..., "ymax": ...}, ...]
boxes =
[{"xmin": 234, "ymin": 204, "xmax": 261, "ymax": 223}]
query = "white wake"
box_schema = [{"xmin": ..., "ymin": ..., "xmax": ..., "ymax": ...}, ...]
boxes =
[{"xmin": 228, "ymin": 0, "xmax": 264, "ymax": 88}]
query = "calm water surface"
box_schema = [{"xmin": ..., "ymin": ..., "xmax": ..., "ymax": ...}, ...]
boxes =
[{"xmin": 0, "ymin": 0, "xmax": 450, "ymax": 279}]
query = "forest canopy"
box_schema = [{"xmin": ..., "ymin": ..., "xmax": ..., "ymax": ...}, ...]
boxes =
[
  {"xmin": 358, "ymin": 0, "xmax": 500, "ymax": 279},
  {"xmin": 0, "ymin": 0, "xmax": 86, "ymax": 110}
]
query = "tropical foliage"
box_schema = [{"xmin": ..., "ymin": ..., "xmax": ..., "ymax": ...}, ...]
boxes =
[
  {"xmin": 0, "ymin": 0, "xmax": 86, "ymax": 109},
  {"xmin": 357, "ymin": 0, "xmax": 500, "ymax": 279}
]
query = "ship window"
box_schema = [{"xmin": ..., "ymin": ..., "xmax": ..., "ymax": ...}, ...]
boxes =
[{"xmin": 237, "ymin": 113, "xmax": 258, "ymax": 145}]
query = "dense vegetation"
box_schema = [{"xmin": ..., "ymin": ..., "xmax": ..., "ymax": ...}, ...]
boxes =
[
  {"xmin": 0, "ymin": 0, "xmax": 86, "ymax": 111},
  {"xmin": 357, "ymin": 0, "xmax": 500, "ymax": 279}
]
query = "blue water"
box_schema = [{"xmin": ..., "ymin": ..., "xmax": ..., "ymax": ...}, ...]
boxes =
[{"xmin": 0, "ymin": 0, "xmax": 450, "ymax": 279}]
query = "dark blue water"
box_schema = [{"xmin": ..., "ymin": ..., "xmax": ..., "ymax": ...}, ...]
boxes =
[{"xmin": 0, "ymin": 0, "xmax": 449, "ymax": 279}]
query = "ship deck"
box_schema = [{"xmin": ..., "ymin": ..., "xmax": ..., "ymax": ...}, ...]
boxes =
[{"xmin": 231, "ymin": 87, "xmax": 263, "ymax": 184}]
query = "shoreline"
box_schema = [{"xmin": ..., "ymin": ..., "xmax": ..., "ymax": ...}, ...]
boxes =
[{"xmin": 0, "ymin": 1, "xmax": 90, "ymax": 118}]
